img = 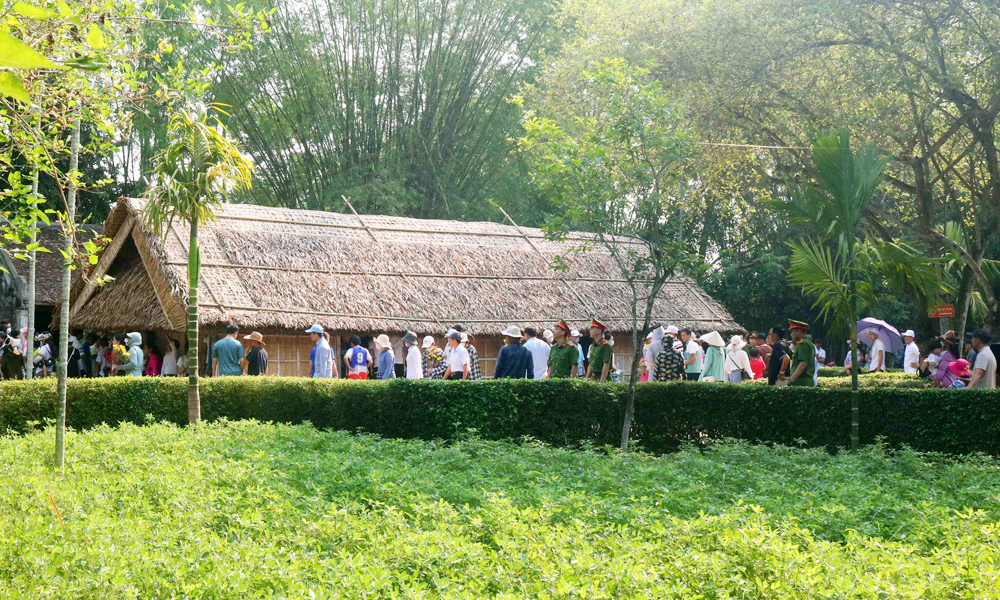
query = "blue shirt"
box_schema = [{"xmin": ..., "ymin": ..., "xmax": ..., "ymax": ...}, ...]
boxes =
[
  {"xmin": 378, "ymin": 349, "xmax": 396, "ymax": 379},
  {"xmin": 576, "ymin": 343, "xmax": 585, "ymax": 376},
  {"xmin": 313, "ymin": 339, "xmax": 334, "ymax": 378},
  {"xmin": 493, "ymin": 343, "xmax": 534, "ymax": 379},
  {"xmin": 213, "ymin": 337, "xmax": 243, "ymax": 376}
]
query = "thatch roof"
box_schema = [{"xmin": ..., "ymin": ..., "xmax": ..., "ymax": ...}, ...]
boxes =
[
  {"xmin": 7, "ymin": 224, "xmax": 101, "ymax": 307},
  {"xmin": 69, "ymin": 198, "xmax": 743, "ymax": 335}
]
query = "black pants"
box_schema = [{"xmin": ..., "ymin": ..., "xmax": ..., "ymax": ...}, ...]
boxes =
[
  {"xmin": 394, "ymin": 363, "xmax": 405, "ymax": 378},
  {"xmin": 685, "ymin": 373, "xmax": 700, "ymax": 381},
  {"xmin": 447, "ymin": 372, "xmax": 464, "ymax": 380}
]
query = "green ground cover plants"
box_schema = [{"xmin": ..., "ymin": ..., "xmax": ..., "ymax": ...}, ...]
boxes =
[{"xmin": 2, "ymin": 420, "xmax": 1000, "ymax": 598}]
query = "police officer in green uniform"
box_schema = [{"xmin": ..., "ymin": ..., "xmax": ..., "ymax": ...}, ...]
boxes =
[
  {"xmin": 784, "ymin": 319, "xmax": 817, "ymax": 387},
  {"xmin": 547, "ymin": 320, "xmax": 578, "ymax": 379},
  {"xmin": 586, "ymin": 318, "xmax": 614, "ymax": 382}
]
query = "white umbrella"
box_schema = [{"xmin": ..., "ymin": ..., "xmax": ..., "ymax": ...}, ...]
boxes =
[{"xmin": 857, "ymin": 317, "xmax": 904, "ymax": 353}]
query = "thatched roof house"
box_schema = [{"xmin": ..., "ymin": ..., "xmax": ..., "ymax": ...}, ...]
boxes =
[
  {"xmin": 69, "ymin": 199, "xmax": 742, "ymax": 376},
  {"xmin": 0, "ymin": 224, "xmax": 100, "ymax": 330}
]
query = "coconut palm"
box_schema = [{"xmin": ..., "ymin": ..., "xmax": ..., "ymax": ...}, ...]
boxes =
[
  {"xmin": 144, "ymin": 105, "xmax": 254, "ymax": 423},
  {"xmin": 773, "ymin": 129, "xmax": 943, "ymax": 450}
]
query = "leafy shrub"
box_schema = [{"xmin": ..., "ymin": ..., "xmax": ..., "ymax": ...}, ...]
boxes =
[
  {"xmin": 2, "ymin": 377, "xmax": 1000, "ymax": 455},
  {"xmin": 3, "ymin": 421, "xmax": 1000, "ymax": 598},
  {"xmin": 817, "ymin": 372, "xmax": 926, "ymax": 389},
  {"xmin": 819, "ymin": 366, "xmax": 904, "ymax": 377}
]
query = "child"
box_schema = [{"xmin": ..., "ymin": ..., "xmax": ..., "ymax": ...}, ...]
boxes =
[
  {"xmin": 748, "ymin": 346, "xmax": 765, "ymax": 380},
  {"xmin": 948, "ymin": 358, "xmax": 972, "ymax": 388},
  {"xmin": 919, "ymin": 340, "xmax": 942, "ymax": 379}
]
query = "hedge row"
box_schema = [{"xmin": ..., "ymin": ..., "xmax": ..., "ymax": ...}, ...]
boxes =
[
  {"xmin": 2, "ymin": 377, "xmax": 999, "ymax": 455},
  {"xmin": 750, "ymin": 371, "xmax": 926, "ymax": 389},
  {"xmin": 817, "ymin": 367, "xmax": 905, "ymax": 377}
]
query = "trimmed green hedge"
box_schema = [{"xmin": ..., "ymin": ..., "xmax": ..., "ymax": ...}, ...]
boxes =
[
  {"xmin": 2, "ymin": 377, "xmax": 999, "ymax": 455},
  {"xmin": 818, "ymin": 367, "xmax": 905, "ymax": 377}
]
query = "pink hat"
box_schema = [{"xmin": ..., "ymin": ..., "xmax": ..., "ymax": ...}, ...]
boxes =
[{"xmin": 949, "ymin": 358, "xmax": 972, "ymax": 378}]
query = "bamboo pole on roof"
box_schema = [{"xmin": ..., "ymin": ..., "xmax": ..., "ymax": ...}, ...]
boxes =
[
  {"xmin": 165, "ymin": 260, "xmax": 668, "ymax": 284},
  {"xmin": 498, "ymin": 205, "xmax": 602, "ymax": 318},
  {"xmin": 188, "ymin": 209, "xmax": 646, "ymax": 246},
  {"xmin": 342, "ymin": 195, "xmax": 379, "ymax": 243},
  {"xmin": 196, "ymin": 301, "xmax": 712, "ymax": 325}
]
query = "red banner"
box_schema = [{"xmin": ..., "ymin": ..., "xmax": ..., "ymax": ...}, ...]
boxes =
[{"xmin": 930, "ymin": 305, "xmax": 955, "ymax": 318}]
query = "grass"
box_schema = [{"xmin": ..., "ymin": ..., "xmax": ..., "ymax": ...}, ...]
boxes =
[{"xmin": 2, "ymin": 421, "xmax": 1000, "ymax": 598}]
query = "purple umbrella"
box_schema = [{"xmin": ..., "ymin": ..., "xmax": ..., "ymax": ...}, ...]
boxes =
[{"xmin": 856, "ymin": 317, "xmax": 904, "ymax": 353}]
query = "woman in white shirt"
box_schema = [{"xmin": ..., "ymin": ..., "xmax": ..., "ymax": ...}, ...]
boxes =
[
  {"xmin": 402, "ymin": 331, "xmax": 423, "ymax": 379},
  {"xmin": 442, "ymin": 331, "xmax": 470, "ymax": 380},
  {"xmin": 724, "ymin": 335, "xmax": 754, "ymax": 383}
]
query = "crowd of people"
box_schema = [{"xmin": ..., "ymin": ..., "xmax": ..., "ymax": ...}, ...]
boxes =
[
  {"xmin": 0, "ymin": 322, "xmax": 191, "ymax": 380},
  {"xmin": 632, "ymin": 320, "xmax": 996, "ymax": 389},
  {"xmin": 300, "ymin": 319, "xmax": 619, "ymax": 381},
  {"xmin": 635, "ymin": 320, "xmax": 822, "ymax": 386},
  {"xmin": 1, "ymin": 316, "xmax": 995, "ymax": 390}
]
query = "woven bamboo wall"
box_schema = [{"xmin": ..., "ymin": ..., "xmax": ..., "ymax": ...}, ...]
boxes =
[{"xmin": 192, "ymin": 329, "xmax": 639, "ymax": 379}]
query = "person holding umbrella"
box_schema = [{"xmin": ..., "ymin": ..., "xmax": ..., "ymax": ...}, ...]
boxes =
[
  {"xmin": 857, "ymin": 318, "xmax": 904, "ymax": 374},
  {"xmin": 867, "ymin": 330, "xmax": 886, "ymax": 372}
]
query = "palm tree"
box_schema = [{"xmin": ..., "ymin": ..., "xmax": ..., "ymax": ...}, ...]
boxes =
[
  {"xmin": 144, "ymin": 105, "xmax": 254, "ymax": 423},
  {"xmin": 775, "ymin": 129, "xmax": 943, "ymax": 450}
]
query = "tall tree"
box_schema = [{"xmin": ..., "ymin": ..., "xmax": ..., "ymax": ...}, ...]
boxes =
[
  {"xmin": 518, "ymin": 59, "xmax": 695, "ymax": 451},
  {"xmin": 536, "ymin": 0, "xmax": 1000, "ymax": 335},
  {"xmin": 144, "ymin": 105, "xmax": 254, "ymax": 424},
  {"xmin": 162, "ymin": 0, "xmax": 556, "ymax": 223},
  {"xmin": 776, "ymin": 130, "xmax": 942, "ymax": 450}
]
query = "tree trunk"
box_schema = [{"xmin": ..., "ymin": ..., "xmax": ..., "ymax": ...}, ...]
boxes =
[
  {"xmin": 187, "ymin": 218, "xmax": 201, "ymax": 423},
  {"xmin": 55, "ymin": 116, "xmax": 80, "ymax": 469},
  {"xmin": 849, "ymin": 236, "xmax": 859, "ymax": 452},
  {"xmin": 620, "ymin": 327, "xmax": 646, "ymax": 452},
  {"xmin": 24, "ymin": 95, "xmax": 42, "ymax": 381},
  {"xmin": 621, "ymin": 282, "xmax": 658, "ymax": 452},
  {"xmin": 953, "ymin": 265, "xmax": 975, "ymax": 354},
  {"xmin": 911, "ymin": 293, "xmax": 937, "ymax": 344}
]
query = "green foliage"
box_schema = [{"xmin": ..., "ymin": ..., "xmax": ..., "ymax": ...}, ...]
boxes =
[
  {"xmin": 4, "ymin": 420, "xmax": 1000, "ymax": 597},
  {"xmin": 519, "ymin": 58, "xmax": 696, "ymax": 448},
  {"xmin": 143, "ymin": 104, "xmax": 254, "ymax": 423},
  {"xmin": 131, "ymin": 0, "xmax": 556, "ymax": 223},
  {"xmin": 143, "ymin": 105, "xmax": 255, "ymax": 235},
  {"xmin": 3, "ymin": 377, "xmax": 1000, "ymax": 455},
  {"xmin": 757, "ymin": 370, "xmax": 924, "ymax": 389}
]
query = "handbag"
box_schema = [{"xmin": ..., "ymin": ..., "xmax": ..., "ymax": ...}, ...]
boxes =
[{"xmin": 728, "ymin": 353, "xmax": 751, "ymax": 381}]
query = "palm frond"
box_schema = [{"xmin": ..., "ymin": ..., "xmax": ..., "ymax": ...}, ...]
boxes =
[
  {"xmin": 787, "ymin": 237, "xmax": 863, "ymax": 336},
  {"xmin": 143, "ymin": 107, "xmax": 255, "ymax": 235},
  {"xmin": 859, "ymin": 239, "xmax": 947, "ymax": 306}
]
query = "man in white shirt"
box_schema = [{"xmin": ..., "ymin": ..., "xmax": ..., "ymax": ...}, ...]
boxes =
[
  {"xmin": 522, "ymin": 327, "xmax": 550, "ymax": 379},
  {"xmin": 968, "ymin": 328, "xmax": 996, "ymax": 389},
  {"xmin": 815, "ymin": 340, "xmax": 827, "ymax": 365},
  {"xmin": 680, "ymin": 329, "xmax": 703, "ymax": 380},
  {"xmin": 161, "ymin": 338, "xmax": 179, "ymax": 376},
  {"xmin": 442, "ymin": 330, "xmax": 470, "ymax": 380},
  {"xmin": 901, "ymin": 329, "xmax": 920, "ymax": 374},
  {"xmin": 867, "ymin": 330, "xmax": 886, "ymax": 372}
]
